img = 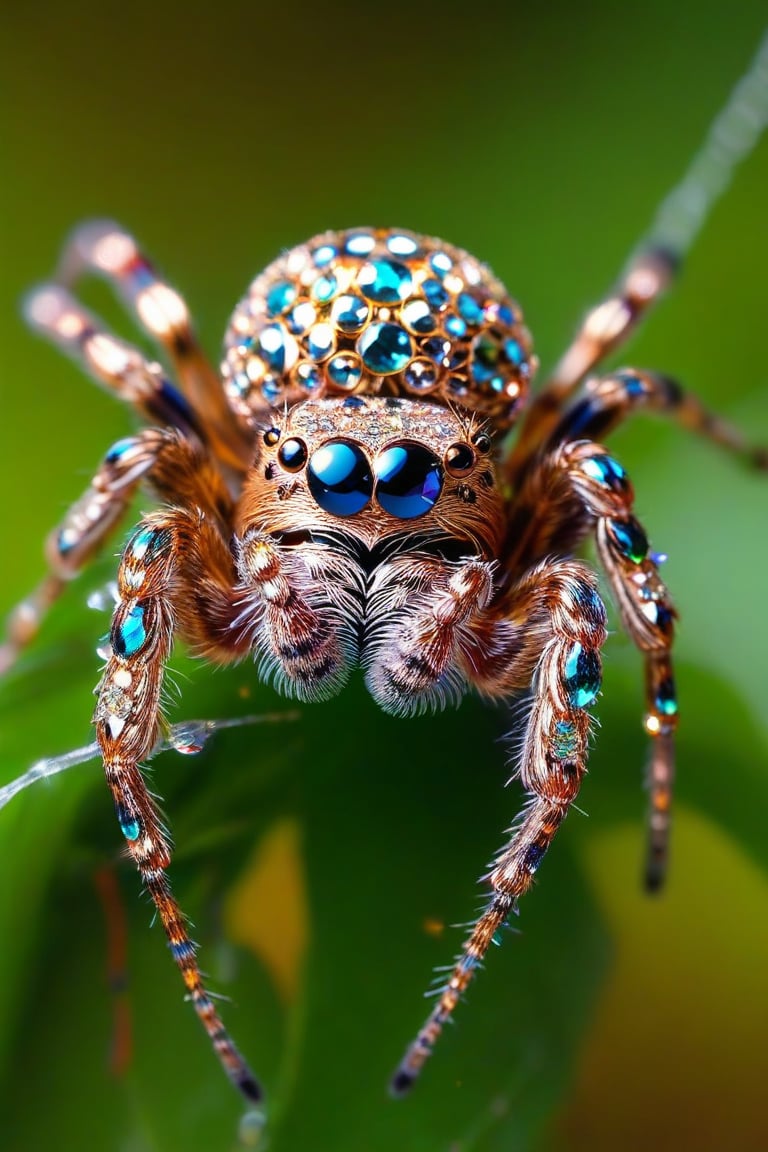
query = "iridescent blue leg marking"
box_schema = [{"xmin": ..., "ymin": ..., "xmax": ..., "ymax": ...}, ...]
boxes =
[{"xmin": 391, "ymin": 561, "xmax": 606, "ymax": 1094}]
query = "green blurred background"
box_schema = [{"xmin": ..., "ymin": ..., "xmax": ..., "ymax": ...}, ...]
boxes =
[{"xmin": 2, "ymin": 3, "xmax": 767, "ymax": 1150}]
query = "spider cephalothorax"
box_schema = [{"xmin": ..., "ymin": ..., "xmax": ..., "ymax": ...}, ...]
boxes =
[
  {"xmin": 1, "ymin": 220, "xmax": 763, "ymax": 1107},
  {"xmin": 235, "ymin": 391, "xmax": 506, "ymax": 714}
]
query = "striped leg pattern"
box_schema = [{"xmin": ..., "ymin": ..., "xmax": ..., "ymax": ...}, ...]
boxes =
[
  {"xmin": 95, "ymin": 508, "xmax": 259, "ymax": 1102},
  {"xmin": 509, "ymin": 247, "xmax": 677, "ymax": 476},
  {"xmin": 391, "ymin": 559, "xmax": 607, "ymax": 1093},
  {"xmin": 506, "ymin": 437, "xmax": 679, "ymax": 889},
  {"xmin": 0, "ymin": 429, "xmax": 232, "ymax": 674},
  {"xmin": 544, "ymin": 369, "xmax": 768, "ymax": 472},
  {"xmin": 25, "ymin": 283, "xmax": 204, "ymax": 442},
  {"xmin": 54, "ymin": 220, "xmax": 251, "ymax": 468}
]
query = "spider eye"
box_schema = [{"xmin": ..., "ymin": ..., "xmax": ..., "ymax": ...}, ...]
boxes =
[
  {"xmin": 278, "ymin": 438, "xmax": 308, "ymax": 471},
  {"xmin": 444, "ymin": 442, "xmax": 476, "ymax": 477},
  {"xmin": 374, "ymin": 441, "xmax": 443, "ymax": 519},
  {"xmin": 472, "ymin": 430, "xmax": 492, "ymax": 454},
  {"xmin": 307, "ymin": 439, "xmax": 373, "ymax": 516},
  {"xmin": 263, "ymin": 427, "xmax": 281, "ymax": 446}
]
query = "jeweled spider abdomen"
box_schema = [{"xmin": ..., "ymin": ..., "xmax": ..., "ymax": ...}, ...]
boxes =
[{"xmin": 221, "ymin": 227, "xmax": 537, "ymax": 429}]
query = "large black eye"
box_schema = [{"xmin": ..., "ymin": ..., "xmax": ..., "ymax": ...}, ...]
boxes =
[
  {"xmin": 374, "ymin": 441, "xmax": 443, "ymax": 519},
  {"xmin": 307, "ymin": 439, "xmax": 373, "ymax": 517}
]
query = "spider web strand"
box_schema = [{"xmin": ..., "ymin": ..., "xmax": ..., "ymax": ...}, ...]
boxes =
[{"xmin": 630, "ymin": 27, "xmax": 768, "ymax": 268}]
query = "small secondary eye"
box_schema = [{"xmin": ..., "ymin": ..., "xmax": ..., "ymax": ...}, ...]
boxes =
[
  {"xmin": 444, "ymin": 443, "xmax": 476, "ymax": 477},
  {"xmin": 278, "ymin": 438, "xmax": 308, "ymax": 471},
  {"xmin": 472, "ymin": 430, "xmax": 492, "ymax": 454},
  {"xmin": 374, "ymin": 442, "xmax": 443, "ymax": 519},
  {"xmin": 307, "ymin": 440, "xmax": 373, "ymax": 517},
  {"xmin": 263, "ymin": 427, "xmax": 281, "ymax": 446}
]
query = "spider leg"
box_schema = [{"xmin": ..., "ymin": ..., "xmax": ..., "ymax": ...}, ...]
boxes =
[
  {"xmin": 508, "ymin": 248, "xmax": 676, "ymax": 476},
  {"xmin": 505, "ymin": 439, "xmax": 679, "ymax": 890},
  {"xmin": 0, "ymin": 429, "xmax": 233, "ymax": 674},
  {"xmin": 25, "ymin": 284, "xmax": 204, "ymax": 441},
  {"xmin": 391, "ymin": 560, "xmax": 606, "ymax": 1094},
  {"xmin": 95, "ymin": 506, "xmax": 259, "ymax": 1102},
  {"xmin": 55, "ymin": 221, "xmax": 251, "ymax": 469},
  {"xmin": 536, "ymin": 368, "xmax": 767, "ymax": 471}
]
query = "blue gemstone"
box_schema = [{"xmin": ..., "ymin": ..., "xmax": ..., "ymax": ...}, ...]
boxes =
[
  {"xmin": 331, "ymin": 294, "xmax": 369, "ymax": 333},
  {"xmin": 286, "ymin": 301, "xmax": 317, "ymax": 334},
  {"xmin": 655, "ymin": 677, "xmax": 678, "ymax": 716},
  {"xmin": 471, "ymin": 333, "xmax": 502, "ymax": 382},
  {"xmin": 306, "ymin": 323, "xmax": 336, "ymax": 361},
  {"xmin": 345, "ymin": 232, "xmax": 376, "ymax": 256},
  {"xmin": 266, "ymin": 279, "xmax": 297, "ymax": 317},
  {"xmin": 327, "ymin": 354, "xmax": 362, "ymax": 388},
  {"xmin": 122, "ymin": 818, "xmax": 140, "ymax": 841},
  {"xmin": 258, "ymin": 324, "xmax": 289, "ymax": 372},
  {"xmin": 580, "ymin": 455, "xmax": 627, "ymax": 490},
  {"xmin": 311, "ymin": 273, "xmax": 338, "ymax": 302},
  {"xmin": 422, "ymin": 278, "xmax": 448, "ymax": 309},
  {"xmin": 429, "ymin": 251, "xmax": 452, "ymax": 278},
  {"xmin": 423, "ymin": 335, "xmax": 450, "ymax": 365},
  {"xmin": 106, "ymin": 437, "xmax": 137, "ymax": 464},
  {"xmin": 357, "ymin": 259, "xmax": 412, "ymax": 303},
  {"xmin": 262, "ymin": 379, "xmax": 282, "ymax": 403},
  {"xmin": 129, "ymin": 527, "xmax": 165, "ymax": 562},
  {"xmin": 57, "ymin": 528, "xmax": 76, "ymax": 555},
  {"xmin": 296, "ymin": 362, "xmax": 322, "ymax": 391},
  {"xmin": 401, "ymin": 299, "xmax": 436, "ymax": 334},
  {"xmin": 313, "ymin": 243, "xmax": 336, "ymax": 266},
  {"xmin": 113, "ymin": 602, "xmax": 147, "ymax": 659},
  {"xmin": 374, "ymin": 443, "xmax": 443, "ymax": 519},
  {"xmin": 448, "ymin": 376, "xmax": 468, "ymax": 396},
  {"xmin": 563, "ymin": 642, "xmax": 601, "ymax": 708},
  {"xmin": 357, "ymin": 323, "xmax": 412, "ymax": 375},
  {"xmin": 445, "ymin": 314, "xmax": 467, "ymax": 338},
  {"xmin": 504, "ymin": 338, "xmax": 525, "ymax": 366},
  {"xmin": 623, "ymin": 373, "xmax": 647, "ymax": 397},
  {"xmin": 608, "ymin": 517, "xmax": 648, "ymax": 563},
  {"xmin": 387, "ymin": 233, "xmax": 418, "ymax": 256},
  {"xmin": 403, "ymin": 359, "xmax": 437, "ymax": 391},
  {"xmin": 457, "ymin": 292, "xmax": 483, "ymax": 325},
  {"xmin": 445, "ymin": 346, "xmax": 467, "ymax": 369},
  {"xmin": 307, "ymin": 441, "xmax": 373, "ymax": 516},
  {"xmin": 116, "ymin": 803, "xmax": 140, "ymax": 841}
]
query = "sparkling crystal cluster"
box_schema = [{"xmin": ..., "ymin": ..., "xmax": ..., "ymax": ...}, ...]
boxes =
[{"xmin": 222, "ymin": 227, "xmax": 536, "ymax": 429}]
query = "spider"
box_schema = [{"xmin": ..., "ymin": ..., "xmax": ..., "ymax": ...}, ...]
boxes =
[{"xmin": 0, "ymin": 218, "xmax": 764, "ymax": 1108}]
